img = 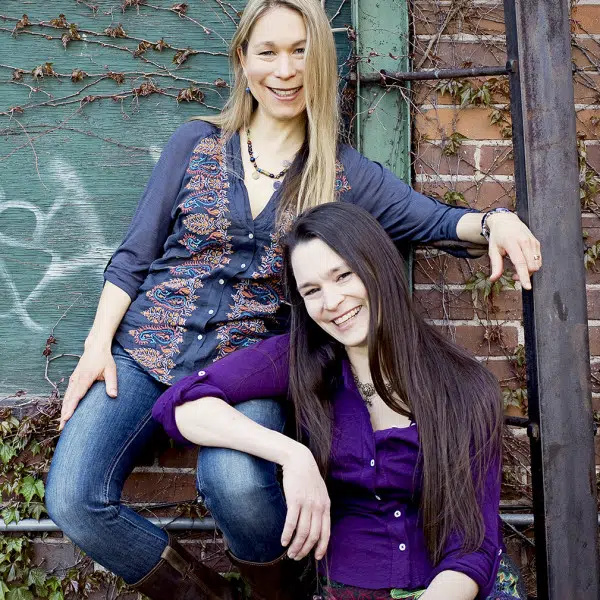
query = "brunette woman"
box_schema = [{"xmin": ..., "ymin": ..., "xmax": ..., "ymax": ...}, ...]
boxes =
[
  {"xmin": 46, "ymin": 0, "xmax": 539, "ymax": 597},
  {"xmin": 154, "ymin": 202, "xmax": 526, "ymax": 600}
]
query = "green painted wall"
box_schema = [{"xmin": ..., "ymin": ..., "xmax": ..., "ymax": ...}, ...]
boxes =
[{"xmin": 0, "ymin": 0, "xmax": 352, "ymax": 396}]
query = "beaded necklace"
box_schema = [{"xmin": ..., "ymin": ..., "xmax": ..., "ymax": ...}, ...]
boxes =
[{"xmin": 246, "ymin": 128, "xmax": 292, "ymax": 190}]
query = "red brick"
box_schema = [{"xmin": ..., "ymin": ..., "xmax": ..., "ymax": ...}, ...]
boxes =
[
  {"xmin": 484, "ymin": 357, "xmax": 520, "ymax": 387},
  {"xmin": 573, "ymin": 74, "xmax": 600, "ymax": 105},
  {"xmin": 586, "ymin": 144, "xmax": 600, "ymax": 173},
  {"xmin": 479, "ymin": 145, "xmax": 514, "ymax": 177},
  {"xmin": 586, "ymin": 288, "xmax": 600, "ymax": 319},
  {"xmin": 589, "ymin": 325, "xmax": 600, "ymax": 356},
  {"xmin": 475, "ymin": 290, "xmax": 523, "ymax": 320},
  {"xmin": 435, "ymin": 323, "xmax": 518, "ymax": 356},
  {"xmin": 158, "ymin": 445, "xmax": 198, "ymax": 468},
  {"xmin": 576, "ymin": 108, "xmax": 600, "ymax": 139},
  {"xmin": 413, "ymin": 254, "xmax": 489, "ymax": 285},
  {"xmin": 413, "ymin": 142, "xmax": 476, "ymax": 176},
  {"xmin": 412, "ymin": 41, "xmax": 506, "ymax": 70},
  {"xmin": 32, "ymin": 539, "xmax": 82, "ymax": 573},
  {"xmin": 414, "ymin": 180, "xmax": 515, "ymax": 211},
  {"xmin": 414, "ymin": 288, "xmax": 475, "ymax": 319},
  {"xmin": 413, "ymin": 3, "xmax": 505, "ymax": 36},
  {"xmin": 572, "ymin": 6, "xmax": 600, "ymax": 34},
  {"xmin": 122, "ymin": 472, "xmax": 197, "ymax": 504},
  {"xmin": 415, "ymin": 106, "xmax": 506, "ymax": 141}
]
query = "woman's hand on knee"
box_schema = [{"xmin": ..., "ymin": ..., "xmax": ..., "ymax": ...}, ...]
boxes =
[
  {"xmin": 280, "ymin": 445, "xmax": 330, "ymax": 561},
  {"xmin": 59, "ymin": 347, "xmax": 118, "ymax": 431}
]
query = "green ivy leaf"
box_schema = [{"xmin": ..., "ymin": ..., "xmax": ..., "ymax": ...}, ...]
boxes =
[
  {"xmin": 26, "ymin": 567, "xmax": 46, "ymax": 588},
  {"xmin": 28, "ymin": 502, "xmax": 46, "ymax": 521},
  {"xmin": 6, "ymin": 587, "xmax": 34, "ymax": 600},
  {"xmin": 5, "ymin": 539, "xmax": 23, "ymax": 554},
  {"xmin": 1, "ymin": 507, "xmax": 18, "ymax": 526},
  {"xmin": 48, "ymin": 592, "xmax": 64, "ymax": 600},
  {"xmin": 0, "ymin": 581, "xmax": 9, "ymax": 600},
  {"xmin": 35, "ymin": 479, "xmax": 45, "ymax": 501},
  {"xmin": 0, "ymin": 443, "xmax": 16, "ymax": 465},
  {"xmin": 19, "ymin": 476, "xmax": 36, "ymax": 503},
  {"xmin": 45, "ymin": 577, "xmax": 61, "ymax": 593}
]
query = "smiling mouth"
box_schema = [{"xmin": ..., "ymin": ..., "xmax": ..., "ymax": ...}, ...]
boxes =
[
  {"xmin": 268, "ymin": 86, "xmax": 302, "ymax": 98},
  {"xmin": 332, "ymin": 306, "xmax": 362, "ymax": 326}
]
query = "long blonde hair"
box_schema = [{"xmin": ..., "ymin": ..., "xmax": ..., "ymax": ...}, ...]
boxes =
[{"xmin": 199, "ymin": 0, "xmax": 340, "ymax": 215}]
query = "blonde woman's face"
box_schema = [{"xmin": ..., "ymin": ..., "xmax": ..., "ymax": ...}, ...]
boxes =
[{"xmin": 239, "ymin": 7, "xmax": 307, "ymax": 122}]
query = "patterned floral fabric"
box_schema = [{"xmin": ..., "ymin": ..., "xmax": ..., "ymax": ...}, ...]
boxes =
[
  {"xmin": 107, "ymin": 120, "xmax": 475, "ymax": 384},
  {"xmin": 318, "ymin": 555, "xmax": 525, "ymax": 600}
]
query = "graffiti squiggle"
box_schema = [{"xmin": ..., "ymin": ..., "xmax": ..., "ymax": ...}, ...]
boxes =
[{"xmin": 0, "ymin": 158, "xmax": 115, "ymax": 331}]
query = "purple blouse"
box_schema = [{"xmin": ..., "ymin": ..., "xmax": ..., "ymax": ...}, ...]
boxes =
[{"xmin": 152, "ymin": 334, "xmax": 502, "ymax": 598}]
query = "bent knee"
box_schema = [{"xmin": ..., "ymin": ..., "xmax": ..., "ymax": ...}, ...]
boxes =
[
  {"xmin": 197, "ymin": 446, "xmax": 278, "ymax": 503},
  {"xmin": 46, "ymin": 471, "xmax": 108, "ymax": 530}
]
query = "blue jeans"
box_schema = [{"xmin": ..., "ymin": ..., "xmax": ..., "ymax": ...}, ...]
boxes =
[{"xmin": 46, "ymin": 343, "xmax": 288, "ymax": 583}]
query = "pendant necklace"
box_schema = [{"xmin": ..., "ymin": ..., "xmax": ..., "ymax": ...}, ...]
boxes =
[
  {"xmin": 351, "ymin": 371, "xmax": 393, "ymax": 407},
  {"xmin": 246, "ymin": 128, "xmax": 292, "ymax": 190}
]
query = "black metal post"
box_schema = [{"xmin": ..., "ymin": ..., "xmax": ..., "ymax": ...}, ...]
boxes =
[{"xmin": 503, "ymin": 0, "xmax": 600, "ymax": 598}]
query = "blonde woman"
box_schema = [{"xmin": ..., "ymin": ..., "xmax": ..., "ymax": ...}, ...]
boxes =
[{"xmin": 45, "ymin": 1, "xmax": 540, "ymax": 598}]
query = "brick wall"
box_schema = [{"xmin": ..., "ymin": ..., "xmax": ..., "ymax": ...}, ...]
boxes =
[{"xmin": 28, "ymin": 1, "xmax": 600, "ymax": 596}]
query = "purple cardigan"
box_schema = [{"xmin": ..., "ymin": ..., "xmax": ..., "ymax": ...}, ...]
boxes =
[{"xmin": 152, "ymin": 334, "xmax": 502, "ymax": 597}]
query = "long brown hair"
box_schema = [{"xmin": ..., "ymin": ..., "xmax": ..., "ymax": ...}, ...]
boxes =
[
  {"xmin": 197, "ymin": 0, "xmax": 340, "ymax": 216},
  {"xmin": 282, "ymin": 203, "xmax": 503, "ymax": 563}
]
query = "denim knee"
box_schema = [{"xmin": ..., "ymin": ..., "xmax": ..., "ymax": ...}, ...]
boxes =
[{"xmin": 46, "ymin": 461, "xmax": 109, "ymax": 534}]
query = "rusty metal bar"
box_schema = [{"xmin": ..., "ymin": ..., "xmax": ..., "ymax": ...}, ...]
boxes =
[
  {"xmin": 4, "ymin": 514, "xmax": 598, "ymax": 533},
  {"xmin": 349, "ymin": 63, "xmax": 512, "ymax": 84},
  {"xmin": 503, "ymin": 0, "xmax": 600, "ymax": 597}
]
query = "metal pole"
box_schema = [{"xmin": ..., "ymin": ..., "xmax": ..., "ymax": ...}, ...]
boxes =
[{"xmin": 502, "ymin": 0, "xmax": 600, "ymax": 598}]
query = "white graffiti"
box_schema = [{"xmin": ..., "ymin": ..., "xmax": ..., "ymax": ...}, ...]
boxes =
[{"xmin": 0, "ymin": 158, "xmax": 117, "ymax": 332}]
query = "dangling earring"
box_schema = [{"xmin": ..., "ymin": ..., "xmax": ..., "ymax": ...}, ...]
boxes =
[{"xmin": 245, "ymin": 86, "xmax": 251, "ymax": 94}]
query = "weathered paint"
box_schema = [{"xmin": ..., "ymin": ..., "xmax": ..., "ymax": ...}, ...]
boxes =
[
  {"xmin": 353, "ymin": 0, "xmax": 410, "ymax": 180},
  {"xmin": 352, "ymin": 0, "xmax": 411, "ymax": 272},
  {"xmin": 0, "ymin": 1, "xmax": 352, "ymax": 396}
]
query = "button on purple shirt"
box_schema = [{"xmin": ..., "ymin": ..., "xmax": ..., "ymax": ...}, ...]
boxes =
[{"xmin": 152, "ymin": 334, "xmax": 502, "ymax": 598}]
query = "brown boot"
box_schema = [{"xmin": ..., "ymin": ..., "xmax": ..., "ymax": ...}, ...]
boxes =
[
  {"xmin": 227, "ymin": 550, "xmax": 317, "ymax": 600},
  {"xmin": 132, "ymin": 534, "xmax": 241, "ymax": 600}
]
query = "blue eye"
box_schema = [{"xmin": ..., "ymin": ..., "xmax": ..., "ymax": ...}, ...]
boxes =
[{"xmin": 294, "ymin": 48, "xmax": 305, "ymax": 54}]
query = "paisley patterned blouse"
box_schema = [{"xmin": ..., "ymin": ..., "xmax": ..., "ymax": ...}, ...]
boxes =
[{"xmin": 105, "ymin": 121, "xmax": 475, "ymax": 384}]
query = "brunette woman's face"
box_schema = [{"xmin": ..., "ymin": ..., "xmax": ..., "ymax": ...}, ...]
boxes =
[
  {"xmin": 292, "ymin": 239, "xmax": 370, "ymax": 349},
  {"xmin": 239, "ymin": 7, "xmax": 307, "ymax": 123}
]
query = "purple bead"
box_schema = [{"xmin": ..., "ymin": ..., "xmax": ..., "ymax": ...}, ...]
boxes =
[{"xmin": 273, "ymin": 180, "xmax": 282, "ymax": 190}]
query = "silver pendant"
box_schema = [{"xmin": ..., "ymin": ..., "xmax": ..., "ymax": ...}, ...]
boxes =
[{"xmin": 252, "ymin": 171, "xmax": 260, "ymax": 180}]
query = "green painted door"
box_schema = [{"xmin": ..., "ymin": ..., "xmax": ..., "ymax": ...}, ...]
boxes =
[{"xmin": 0, "ymin": 0, "xmax": 410, "ymax": 397}]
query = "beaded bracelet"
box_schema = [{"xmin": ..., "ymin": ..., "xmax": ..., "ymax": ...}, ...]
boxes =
[{"xmin": 481, "ymin": 207, "xmax": 512, "ymax": 241}]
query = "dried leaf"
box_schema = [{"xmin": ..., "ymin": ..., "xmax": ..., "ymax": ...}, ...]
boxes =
[
  {"xmin": 107, "ymin": 71, "xmax": 125, "ymax": 84},
  {"xmin": 171, "ymin": 3, "xmax": 188, "ymax": 15},
  {"xmin": 134, "ymin": 40, "xmax": 152, "ymax": 57},
  {"xmin": 71, "ymin": 68, "xmax": 86, "ymax": 82},
  {"xmin": 11, "ymin": 70, "xmax": 23, "ymax": 82},
  {"xmin": 177, "ymin": 86, "xmax": 205, "ymax": 103},
  {"xmin": 49, "ymin": 14, "xmax": 68, "ymax": 28},
  {"xmin": 32, "ymin": 63, "xmax": 56, "ymax": 79},
  {"xmin": 173, "ymin": 48, "xmax": 196, "ymax": 65},
  {"xmin": 104, "ymin": 24, "xmax": 126, "ymax": 38},
  {"xmin": 214, "ymin": 78, "xmax": 227, "ymax": 88},
  {"xmin": 8, "ymin": 106, "xmax": 24, "ymax": 115},
  {"xmin": 134, "ymin": 81, "xmax": 159, "ymax": 97},
  {"xmin": 15, "ymin": 14, "xmax": 31, "ymax": 30},
  {"xmin": 154, "ymin": 38, "xmax": 169, "ymax": 52},
  {"xmin": 122, "ymin": 0, "xmax": 142, "ymax": 9}
]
